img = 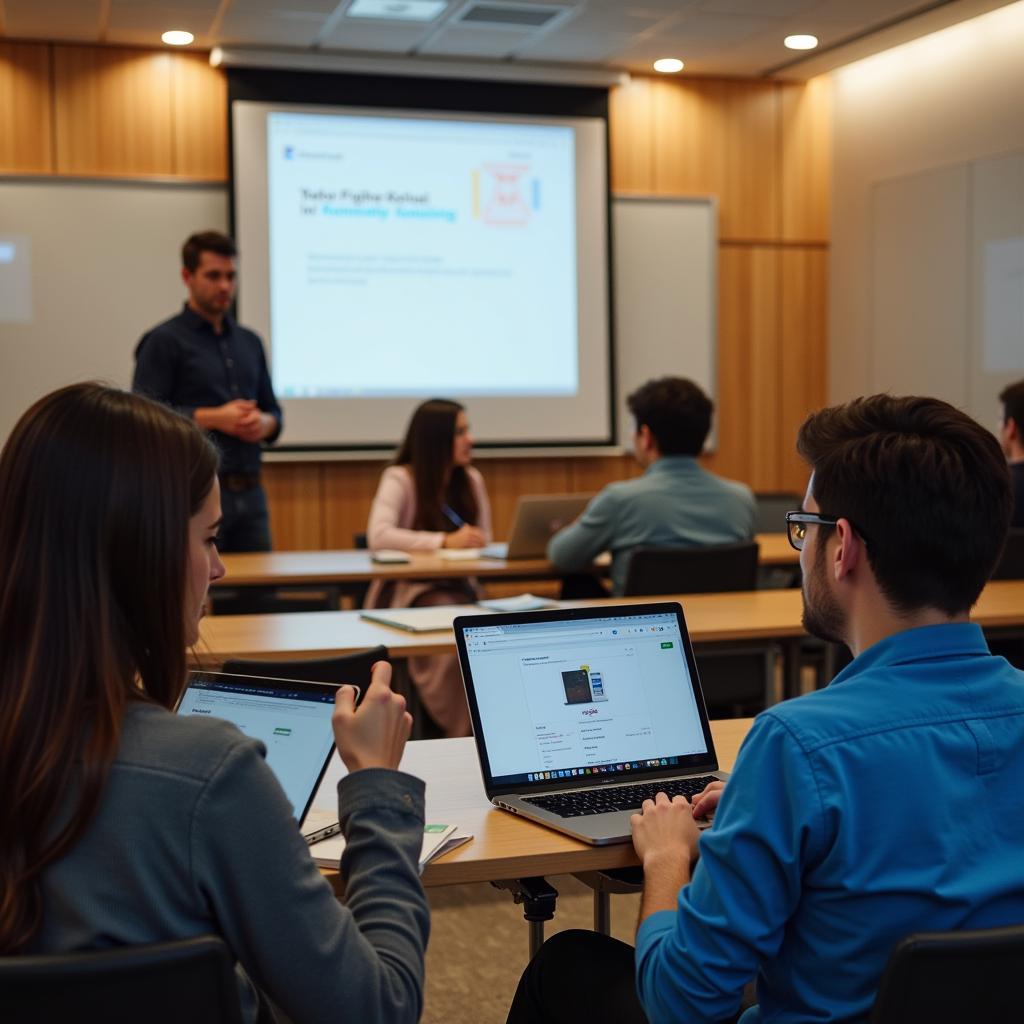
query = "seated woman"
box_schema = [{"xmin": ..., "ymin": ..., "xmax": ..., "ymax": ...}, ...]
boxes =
[
  {"xmin": 367, "ymin": 399, "xmax": 491, "ymax": 736},
  {"xmin": 0, "ymin": 383, "xmax": 428, "ymax": 1024}
]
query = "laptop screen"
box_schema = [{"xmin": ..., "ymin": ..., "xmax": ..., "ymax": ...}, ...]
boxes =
[
  {"xmin": 177, "ymin": 672, "xmax": 337, "ymax": 822},
  {"xmin": 458, "ymin": 605, "xmax": 714, "ymax": 790}
]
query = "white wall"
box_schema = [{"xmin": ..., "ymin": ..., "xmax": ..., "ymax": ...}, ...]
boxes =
[{"xmin": 829, "ymin": 1, "xmax": 1024, "ymax": 419}]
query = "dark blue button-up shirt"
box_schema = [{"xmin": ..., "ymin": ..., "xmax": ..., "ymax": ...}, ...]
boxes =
[{"xmin": 133, "ymin": 305, "xmax": 282, "ymax": 475}]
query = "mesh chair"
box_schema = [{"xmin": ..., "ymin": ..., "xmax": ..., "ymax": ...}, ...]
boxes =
[
  {"xmin": 221, "ymin": 646, "xmax": 387, "ymax": 689},
  {"xmin": 992, "ymin": 529, "xmax": 1024, "ymax": 580},
  {"xmin": 0, "ymin": 935, "xmax": 243, "ymax": 1024},
  {"xmin": 623, "ymin": 541, "xmax": 773, "ymax": 718},
  {"xmin": 870, "ymin": 924, "xmax": 1024, "ymax": 1022}
]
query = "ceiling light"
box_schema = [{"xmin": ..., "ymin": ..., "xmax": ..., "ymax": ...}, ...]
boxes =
[
  {"xmin": 161, "ymin": 30, "xmax": 194, "ymax": 46},
  {"xmin": 653, "ymin": 58, "xmax": 684, "ymax": 73},
  {"xmin": 784, "ymin": 34, "xmax": 818, "ymax": 50},
  {"xmin": 346, "ymin": 0, "xmax": 448, "ymax": 20}
]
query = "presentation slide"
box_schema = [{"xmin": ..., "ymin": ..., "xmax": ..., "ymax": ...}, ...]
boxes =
[
  {"xmin": 233, "ymin": 101, "xmax": 611, "ymax": 447},
  {"xmin": 267, "ymin": 113, "xmax": 577, "ymax": 398}
]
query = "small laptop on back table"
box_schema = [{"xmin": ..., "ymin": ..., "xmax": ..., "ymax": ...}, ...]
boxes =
[
  {"xmin": 453, "ymin": 602, "xmax": 727, "ymax": 845},
  {"xmin": 480, "ymin": 493, "xmax": 593, "ymax": 560}
]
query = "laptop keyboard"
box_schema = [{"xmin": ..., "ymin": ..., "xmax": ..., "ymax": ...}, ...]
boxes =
[{"xmin": 523, "ymin": 775, "xmax": 719, "ymax": 818}]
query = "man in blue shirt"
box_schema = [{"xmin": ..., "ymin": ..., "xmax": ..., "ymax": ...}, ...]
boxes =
[
  {"xmin": 507, "ymin": 394, "xmax": 1023, "ymax": 1024},
  {"xmin": 548, "ymin": 377, "xmax": 755, "ymax": 595},
  {"xmin": 134, "ymin": 231, "xmax": 282, "ymax": 551}
]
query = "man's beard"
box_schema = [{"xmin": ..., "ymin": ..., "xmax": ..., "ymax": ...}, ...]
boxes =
[{"xmin": 801, "ymin": 535, "xmax": 847, "ymax": 646}]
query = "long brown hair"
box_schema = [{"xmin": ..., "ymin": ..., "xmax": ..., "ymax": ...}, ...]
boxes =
[
  {"xmin": 0, "ymin": 383, "xmax": 219, "ymax": 953},
  {"xmin": 394, "ymin": 399, "xmax": 478, "ymax": 531}
]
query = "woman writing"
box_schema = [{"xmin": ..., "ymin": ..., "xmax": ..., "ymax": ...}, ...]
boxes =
[
  {"xmin": 0, "ymin": 384, "xmax": 428, "ymax": 1023},
  {"xmin": 366, "ymin": 399, "xmax": 491, "ymax": 736}
]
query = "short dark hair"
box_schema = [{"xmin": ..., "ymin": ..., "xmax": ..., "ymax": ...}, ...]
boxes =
[
  {"xmin": 797, "ymin": 394, "xmax": 1012, "ymax": 616},
  {"xmin": 182, "ymin": 231, "xmax": 237, "ymax": 272},
  {"xmin": 999, "ymin": 379, "xmax": 1024, "ymax": 430},
  {"xmin": 626, "ymin": 377, "xmax": 712, "ymax": 456}
]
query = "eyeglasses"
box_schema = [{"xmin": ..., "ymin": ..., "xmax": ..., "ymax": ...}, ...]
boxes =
[{"xmin": 785, "ymin": 511, "xmax": 839, "ymax": 551}]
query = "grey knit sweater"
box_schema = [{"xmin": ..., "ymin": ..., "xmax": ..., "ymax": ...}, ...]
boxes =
[{"xmin": 30, "ymin": 702, "xmax": 430, "ymax": 1024}]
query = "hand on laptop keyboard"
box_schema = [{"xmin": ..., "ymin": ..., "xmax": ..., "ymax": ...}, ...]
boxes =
[
  {"xmin": 691, "ymin": 779, "xmax": 725, "ymax": 820},
  {"xmin": 524, "ymin": 775, "xmax": 719, "ymax": 818}
]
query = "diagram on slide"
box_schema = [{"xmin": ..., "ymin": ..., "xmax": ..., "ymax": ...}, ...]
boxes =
[{"xmin": 475, "ymin": 163, "xmax": 534, "ymax": 225}]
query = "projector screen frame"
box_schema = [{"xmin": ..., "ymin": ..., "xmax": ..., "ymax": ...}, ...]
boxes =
[{"xmin": 226, "ymin": 67, "xmax": 616, "ymax": 454}]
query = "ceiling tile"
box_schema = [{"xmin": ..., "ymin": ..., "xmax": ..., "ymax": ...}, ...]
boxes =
[
  {"xmin": 698, "ymin": 0, "xmax": 820, "ymax": 17},
  {"xmin": 324, "ymin": 21, "xmax": 437, "ymax": 52},
  {"xmin": 216, "ymin": 11, "xmax": 328, "ymax": 46}
]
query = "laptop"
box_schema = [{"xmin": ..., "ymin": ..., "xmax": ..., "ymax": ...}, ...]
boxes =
[
  {"xmin": 176, "ymin": 671, "xmax": 356, "ymax": 844},
  {"xmin": 453, "ymin": 602, "xmax": 726, "ymax": 845},
  {"xmin": 480, "ymin": 493, "xmax": 593, "ymax": 560}
]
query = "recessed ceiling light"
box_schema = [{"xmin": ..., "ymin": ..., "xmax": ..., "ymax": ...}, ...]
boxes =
[
  {"xmin": 653, "ymin": 58, "xmax": 684, "ymax": 73},
  {"xmin": 161, "ymin": 30, "xmax": 194, "ymax": 46},
  {"xmin": 346, "ymin": 0, "xmax": 448, "ymax": 21},
  {"xmin": 784, "ymin": 34, "xmax": 818, "ymax": 50}
]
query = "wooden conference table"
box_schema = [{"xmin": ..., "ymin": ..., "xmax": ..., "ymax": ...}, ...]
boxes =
[
  {"xmin": 313, "ymin": 718, "xmax": 753, "ymax": 952},
  {"xmin": 216, "ymin": 532, "xmax": 798, "ymax": 589},
  {"xmin": 195, "ymin": 580, "xmax": 1024, "ymax": 703}
]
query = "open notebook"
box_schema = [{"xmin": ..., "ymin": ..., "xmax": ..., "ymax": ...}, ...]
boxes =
[{"xmin": 307, "ymin": 816, "xmax": 471, "ymax": 873}]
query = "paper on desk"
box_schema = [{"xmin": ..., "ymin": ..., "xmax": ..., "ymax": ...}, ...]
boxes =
[
  {"xmin": 437, "ymin": 548, "xmax": 482, "ymax": 561},
  {"xmin": 360, "ymin": 605, "xmax": 483, "ymax": 632},
  {"xmin": 477, "ymin": 593, "xmax": 557, "ymax": 613},
  {"xmin": 310, "ymin": 823, "xmax": 472, "ymax": 873}
]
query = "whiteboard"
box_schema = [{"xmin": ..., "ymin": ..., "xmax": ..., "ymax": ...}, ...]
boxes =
[
  {"xmin": 0, "ymin": 181, "xmax": 716, "ymax": 450},
  {"xmin": 611, "ymin": 195, "xmax": 717, "ymax": 446},
  {"xmin": 0, "ymin": 179, "xmax": 229, "ymax": 443}
]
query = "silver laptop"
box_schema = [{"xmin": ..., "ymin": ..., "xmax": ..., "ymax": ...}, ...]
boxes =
[
  {"xmin": 453, "ymin": 602, "xmax": 726, "ymax": 845},
  {"xmin": 177, "ymin": 671, "xmax": 356, "ymax": 843},
  {"xmin": 480, "ymin": 493, "xmax": 593, "ymax": 560}
]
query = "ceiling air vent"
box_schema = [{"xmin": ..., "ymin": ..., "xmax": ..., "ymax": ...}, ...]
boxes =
[{"xmin": 456, "ymin": 3, "xmax": 569, "ymax": 29}]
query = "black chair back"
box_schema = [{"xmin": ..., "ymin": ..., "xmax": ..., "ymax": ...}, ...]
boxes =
[
  {"xmin": 623, "ymin": 541, "xmax": 759, "ymax": 597},
  {"xmin": 992, "ymin": 529, "xmax": 1024, "ymax": 580},
  {"xmin": 0, "ymin": 935, "xmax": 243, "ymax": 1024},
  {"xmin": 753, "ymin": 491, "xmax": 801, "ymax": 535},
  {"xmin": 870, "ymin": 923, "xmax": 1024, "ymax": 1022},
  {"xmin": 221, "ymin": 645, "xmax": 388, "ymax": 689}
]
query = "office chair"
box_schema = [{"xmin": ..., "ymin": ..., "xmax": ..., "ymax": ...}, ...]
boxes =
[
  {"xmin": 624, "ymin": 541, "xmax": 759, "ymax": 596},
  {"xmin": 870, "ymin": 923, "xmax": 1024, "ymax": 1022},
  {"xmin": 992, "ymin": 528, "xmax": 1024, "ymax": 580},
  {"xmin": 0, "ymin": 935, "xmax": 244, "ymax": 1024},
  {"xmin": 211, "ymin": 586, "xmax": 336, "ymax": 615},
  {"xmin": 623, "ymin": 541, "xmax": 774, "ymax": 718},
  {"xmin": 221, "ymin": 646, "xmax": 388, "ymax": 689}
]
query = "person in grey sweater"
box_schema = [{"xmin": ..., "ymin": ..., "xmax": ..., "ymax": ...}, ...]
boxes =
[{"xmin": 0, "ymin": 383, "xmax": 429, "ymax": 1024}]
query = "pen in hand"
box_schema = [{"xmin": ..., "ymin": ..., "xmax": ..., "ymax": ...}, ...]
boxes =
[{"xmin": 442, "ymin": 504, "xmax": 466, "ymax": 528}]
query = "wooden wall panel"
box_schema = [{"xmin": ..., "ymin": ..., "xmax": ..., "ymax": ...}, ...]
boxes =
[
  {"xmin": 0, "ymin": 42, "xmax": 53, "ymax": 174},
  {"xmin": 171, "ymin": 52, "xmax": 228, "ymax": 180},
  {"xmin": 716, "ymin": 246, "xmax": 781, "ymax": 489},
  {"xmin": 482, "ymin": 458, "xmax": 572, "ymax": 538},
  {"xmin": 779, "ymin": 248, "xmax": 828, "ymax": 490},
  {"xmin": 779, "ymin": 76, "xmax": 831, "ymax": 243},
  {"xmin": 321, "ymin": 461, "xmax": 389, "ymax": 549},
  {"xmin": 608, "ymin": 76, "xmax": 654, "ymax": 192},
  {"xmin": 54, "ymin": 46, "xmax": 174, "ymax": 176},
  {"xmin": 651, "ymin": 77, "xmax": 779, "ymax": 242},
  {"xmin": 264, "ymin": 463, "xmax": 324, "ymax": 550}
]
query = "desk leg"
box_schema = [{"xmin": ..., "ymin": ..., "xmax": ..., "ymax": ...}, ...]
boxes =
[{"xmin": 491, "ymin": 877, "xmax": 559, "ymax": 958}]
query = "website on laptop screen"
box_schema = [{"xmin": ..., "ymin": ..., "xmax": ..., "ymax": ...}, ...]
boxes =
[
  {"xmin": 178, "ymin": 676, "xmax": 336, "ymax": 820},
  {"xmin": 463, "ymin": 612, "xmax": 709, "ymax": 787}
]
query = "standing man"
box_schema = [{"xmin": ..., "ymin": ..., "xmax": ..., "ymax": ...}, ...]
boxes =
[
  {"xmin": 999, "ymin": 379, "xmax": 1024, "ymax": 527},
  {"xmin": 547, "ymin": 377, "xmax": 756, "ymax": 595},
  {"xmin": 134, "ymin": 231, "xmax": 282, "ymax": 552},
  {"xmin": 507, "ymin": 394, "xmax": 1024, "ymax": 1024}
]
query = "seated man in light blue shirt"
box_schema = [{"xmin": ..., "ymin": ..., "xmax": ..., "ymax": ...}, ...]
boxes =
[
  {"xmin": 507, "ymin": 394, "xmax": 1023, "ymax": 1024},
  {"xmin": 547, "ymin": 377, "xmax": 756, "ymax": 595}
]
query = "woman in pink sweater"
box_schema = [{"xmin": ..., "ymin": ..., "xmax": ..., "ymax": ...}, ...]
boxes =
[{"xmin": 367, "ymin": 400, "xmax": 491, "ymax": 735}]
